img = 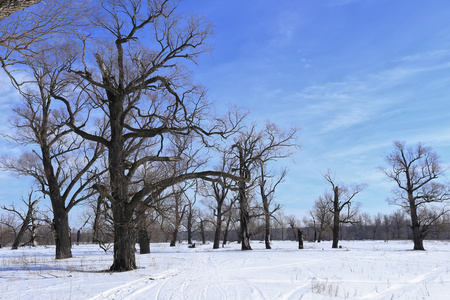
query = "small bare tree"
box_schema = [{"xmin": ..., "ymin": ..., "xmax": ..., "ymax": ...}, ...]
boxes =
[
  {"xmin": 323, "ymin": 171, "xmax": 366, "ymax": 249},
  {"xmin": 1, "ymin": 191, "xmax": 40, "ymax": 249},
  {"xmin": 310, "ymin": 196, "xmax": 333, "ymax": 242},
  {"xmin": 231, "ymin": 122, "xmax": 298, "ymax": 251},
  {"xmin": 381, "ymin": 141, "xmax": 450, "ymax": 250},
  {"xmin": 257, "ymin": 163, "xmax": 284, "ymax": 249}
]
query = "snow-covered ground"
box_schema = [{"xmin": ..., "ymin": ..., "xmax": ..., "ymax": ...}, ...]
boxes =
[{"xmin": 1, "ymin": 240, "xmax": 449, "ymax": 299}]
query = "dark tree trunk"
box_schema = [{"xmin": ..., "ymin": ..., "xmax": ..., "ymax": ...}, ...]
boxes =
[
  {"xmin": 213, "ymin": 206, "xmax": 222, "ymax": 249},
  {"xmin": 170, "ymin": 227, "xmax": 178, "ymax": 247},
  {"xmin": 187, "ymin": 206, "xmax": 193, "ymax": 245},
  {"xmin": 200, "ymin": 220, "xmax": 206, "ymax": 244},
  {"xmin": 238, "ymin": 182, "xmax": 251, "ymax": 250},
  {"xmin": 138, "ymin": 228, "xmax": 150, "ymax": 254},
  {"xmin": 110, "ymin": 202, "xmax": 136, "ymax": 271},
  {"xmin": 222, "ymin": 214, "xmax": 231, "ymax": 247},
  {"xmin": 239, "ymin": 205, "xmax": 251, "ymax": 250},
  {"xmin": 298, "ymin": 229, "xmax": 304, "ymax": 249},
  {"xmin": 317, "ymin": 227, "xmax": 322, "ymax": 243},
  {"xmin": 53, "ymin": 207, "xmax": 72, "ymax": 259},
  {"xmin": 261, "ymin": 189, "xmax": 271, "ymax": 249},
  {"xmin": 264, "ymin": 213, "xmax": 271, "ymax": 250},
  {"xmin": 92, "ymin": 195, "xmax": 103, "ymax": 244},
  {"xmin": 409, "ymin": 200, "xmax": 425, "ymax": 250},
  {"xmin": 76, "ymin": 229, "xmax": 80, "ymax": 245},
  {"xmin": 332, "ymin": 186, "xmax": 340, "ymax": 249}
]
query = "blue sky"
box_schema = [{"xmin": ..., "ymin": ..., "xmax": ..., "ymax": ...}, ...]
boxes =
[
  {"xmin": 181, "ymin": 0, "xmax": 450, "ymax": 218},
  {"xmin": 2, "ymin": 0, "xmax": 450, "ymax": 224}
]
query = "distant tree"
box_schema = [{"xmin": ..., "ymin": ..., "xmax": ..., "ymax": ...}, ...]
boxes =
[
  {"xmin": 286, "ymin": 214, "xmax": 300, "ymax": 240},
  {"xmin": 311, "ymin": 196, "xmax": 332, "ymax": 242},
  {"xmin": 381, "ymin": 141, "xmax": 450, "ymax": 250},
  {"xmin": 1, "ymin": 191, "xmax": 40, "ymax": 249},
  {"xmin": 323, "ymin": 171, "xmax": 366, "ymax": 248},
  {"xmin": 200, "ymin": 153, "xmax": 234, "ymax": 249},
  {"xmin": 231, "ymin": 122, "xmax": 298, "ymax": 250},
  {"xmin": 257, "ymin": 164, "xmax": 284, "ymax": 249},
  {"xmin": 389, "ymin": 210, "xmax": 408, "ymax": 239}
]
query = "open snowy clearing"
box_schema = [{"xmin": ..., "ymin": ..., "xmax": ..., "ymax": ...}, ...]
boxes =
[{"xmin": 1, "ymin": 240, "xmax": 449, "ymax": 299}]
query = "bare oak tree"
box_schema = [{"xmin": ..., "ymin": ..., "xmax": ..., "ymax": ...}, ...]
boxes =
[
  {"xmin": 231, "ymin": 122, "xmax": 298, "ymax": 250},
  {"xmin": 1, "ymin": 45, "xmax": 105, "ymax": 258},
  {"xmin": 257, "ymin": 163, "xmax": 284, "ymax": 249},
  {"xmin": 380, "ymin": 141, "xmax": 450, "ymax": 250},
  {"xmin": 1, "ymin": 191, "xmax": 40, "ymax": 249},
  {"xmin": 323, "ymin": 171, "xmax": 366, "ymax": 248},
  {"xmin": 45, "ymin": 0, "xmax": 243, "ymax": 271}
]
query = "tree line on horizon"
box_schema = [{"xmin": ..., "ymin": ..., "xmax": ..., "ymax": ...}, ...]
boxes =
[{"xmin": 0, "ymin": 0, "xmax": 449, "ymax": 272}]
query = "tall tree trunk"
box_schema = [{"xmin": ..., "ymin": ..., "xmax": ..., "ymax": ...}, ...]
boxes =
[
  {"xmin": 92, "ymin": 195, "xmax": 103, "ymax": 244},
  {"xmin": 264, "ymin": 212, "xmax": 271, "ymax": 249},
  {"xmin": 110, "ymin": 201, "xmax": 136, "ymax": 271},
  {"xmin": 409, "ymin": 200, "xmax": 425, "ymax": 250},
  {"xmin": 332, "ymin": 186, "xmax": 340, "ymax": 249},
  {"xmin": 261, "ymin": 187, "xmax": 271, "ymax": 249},
  {"xmin": 53, "ymin": 206, "xmax": 72, "ymax": 259},
  {"xmin": 238, "ymin": 183, "xmax": 251, "ymax": 250},
  {"xmin": 213, "ymin": 206, "xmax": 222, "ymax": 249},
  {"xmin": 170, "ymin": 227, "xmax": 179, "ymax": 247},
  {"xmin": 222, "ymin": 213, "xmax": 231, "ymax": 247},
  {"xmin": 298, "ymin": 229, "xmax": 304, "ymax": 249},
  {"xmin": 187, "ymin": 206, "xmax": 193, "ymax": 245},
  {"xmin": 108, "ymin": 98, "xmax": 137, "ymax": 271},
  {"xmin": 200, "ymin": 220, "xmax": 206, "ymax": 244}
]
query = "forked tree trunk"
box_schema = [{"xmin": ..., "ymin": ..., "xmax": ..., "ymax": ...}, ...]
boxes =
[{"xmin": 11, "ymin": 200, "xmax": 38, "ymax": 250}]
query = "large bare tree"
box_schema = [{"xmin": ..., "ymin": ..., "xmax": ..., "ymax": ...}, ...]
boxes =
[
  {"xmin": 1, "ymin": 48, "xmax": 105, "ymax": 258},
  {"xmin": 43, "ymin": 0, "xmax": 243, "ymax": 271},
  {"xmin": 380, "ymin": 141, "xmax": 450, "ymax": 250},
  {"xmin": 323, "ymin": 172, "xmax": 366, "ymax": 248}
]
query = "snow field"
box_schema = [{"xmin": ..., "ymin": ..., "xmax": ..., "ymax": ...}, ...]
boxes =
[{"xmin": 0, "ymin": 240, "xmax": 449, "ymax": 299}]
